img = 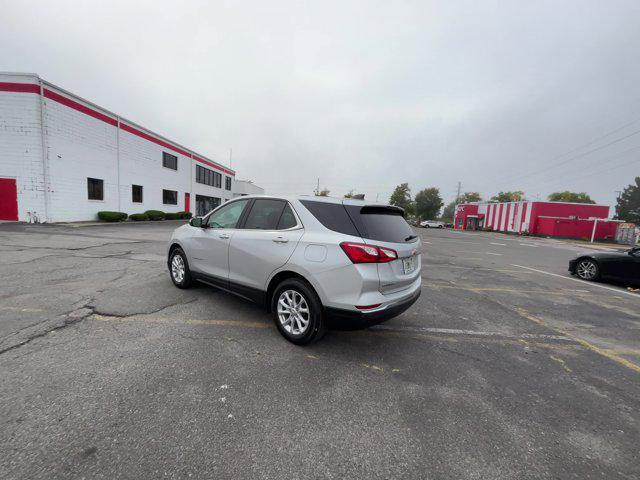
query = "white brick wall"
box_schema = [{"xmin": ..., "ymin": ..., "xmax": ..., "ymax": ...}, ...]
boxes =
[
  {"xmin": 1, "ymin": 73, "xmax": 237, "ymax": 222},
  {"xmin": 0, "ymin": 75, "xmax": 46, "ymax": 222}
]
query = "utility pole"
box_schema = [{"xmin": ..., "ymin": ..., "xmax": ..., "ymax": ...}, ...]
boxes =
[
  {"xmin": 455, "ymin": 181, "xmax": 461, "ymax": 202},
  {"xmin": 229, "ymin": 148, "xmax": 233, "ymax": 169},
  {"xmin": 315, "ymin": 178, "xmax": 320, "ymax": 196}
]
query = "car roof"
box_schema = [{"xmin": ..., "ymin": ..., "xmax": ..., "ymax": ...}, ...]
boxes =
[{"xmin": 234, "ymin": 194, "xmax": 395, "ymax": 208}]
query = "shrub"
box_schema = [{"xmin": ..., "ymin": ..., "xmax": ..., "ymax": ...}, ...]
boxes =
[
  {"xmin": 164, "ymin": 212, "xmax": 181, "ymax": 220},
  {"xmin": 144, "ymin": 210, "xmax": 165, "ymax": 221},
  {"xmin": 179, "ymin": 211, "xmax": 193, "ymax": 219},
  {"xmin": 129, "ymin": 213, "xmax": 149, "ymax": 221},
  {"xmin": 97, "ymin": 211, "xmax": 128, "ymax": 222}
]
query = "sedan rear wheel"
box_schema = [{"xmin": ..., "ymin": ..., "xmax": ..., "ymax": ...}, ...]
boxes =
[{"xmin": 576, "ymin": 259, "xmax": 599, "ymax": 281}]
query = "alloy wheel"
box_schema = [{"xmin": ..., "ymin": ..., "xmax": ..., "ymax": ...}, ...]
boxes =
[
  {"xmin": 171, "ymin": 254, "xmax": 185, "ymax": 283},
  {"xmin": 576, "ymin": 260, "xmax": 597, "ymax": 280},
  {"xmin": 277, "ymin": 289, "xmax": 310, "ymax": 335}
]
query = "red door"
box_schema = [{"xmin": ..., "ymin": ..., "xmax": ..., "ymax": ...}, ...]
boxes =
[
  {"xmin": 184, "ymin": 192, "xmax": 190, "ymax": 213},
  {"xmin": 0, "ymin": 178, "xmax": 18, "ymax": 221}
]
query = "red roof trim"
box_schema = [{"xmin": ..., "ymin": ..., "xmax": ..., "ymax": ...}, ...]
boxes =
[
  {"xmin": 1, "ymin": 81, "xmax": 234, "ymax": 177},
  {"xmin": 0, "ymin": 82, "xmax": 40, "ymax": 94},
  {"xmin": 44, "ymin": 88, "xmax": 118, "ymax": 126}
]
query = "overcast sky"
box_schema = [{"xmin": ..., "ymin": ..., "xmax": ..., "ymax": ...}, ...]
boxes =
[{"xmin": 2, "ymin": 0, "xmax": 640, "ymax": 206}]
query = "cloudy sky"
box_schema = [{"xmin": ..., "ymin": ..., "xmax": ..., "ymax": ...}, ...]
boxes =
[{"xmin": 2, "ymin": 0, "xmax": 640, "ymax": 206}]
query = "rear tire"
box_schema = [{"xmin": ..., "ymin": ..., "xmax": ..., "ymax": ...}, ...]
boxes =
[
  {"xmin": 271, "ymin": 278, "xmax": 325, "ymax": 345},
  {"xmin": 576, "ymin": 258, "xmax": 599, "ymax": 281},
  {"xmin": 169, "ymin": 247, "xmax": 192, "ymax": 288}
]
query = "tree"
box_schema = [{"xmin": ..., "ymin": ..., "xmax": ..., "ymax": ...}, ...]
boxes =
[
  {"xmin": 458, "ymin": 192, "xmax": 482, "ymax": 203},
  {"xmin": 344, "ymin": 190, "xmax": 354, "ymax": 198},
  {"xmin": 490, "ymin": 191, "xmax": 524, "ymax": 202},
  {"xmin": 415, "ymin": 187, "xmax": 444, "ymax": 220},
  {"xmin": 548, "ymin": 191, "xmax": 595, "ymax": 203},
  {"xmin": 389, "ymin": 183, "xmax": 413, "ymax": 213},
  {"xmin": 441, "ymin": 201, "xmax": 456, "ymax": 221},
  {"xmin": 615, "ymin": 177, "xmax": 640, "ymax": 224},
  {"xmin": 316, "ymin": 188, "xmax": 330, "ymax": 197}
]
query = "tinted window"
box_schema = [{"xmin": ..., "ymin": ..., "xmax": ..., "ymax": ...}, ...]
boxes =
[
  {"xmin": 207, "ymin": 199, "xmax": 249, "ymax": 228},
  {"xmin": 163, "ymin": 189, "xmax": 177, "ymax": 205},
  {"xmin": 87, "ymin": 178, "xmax": 103, "ymax": 200},
  {"xmin": 243, "ymin": 199, "xmax": 285, "ymax": 230},
  {"xmin": 132, "ymin": 185, "xmax": 143, "ymax": 203},
  {"xmin": 277, "ymin": 204, "xmax": 297, "ymax": 230},
  {"xmin": 300, "ymin": 200, "xmax": 359, "ymax": 236},
  {"xmin": 163, "ymin": 152, "xmax": 178, "ymax": 170},
  {"xmin": 345, "ymin": 205, "xmax": 416, "ymax": 243}
]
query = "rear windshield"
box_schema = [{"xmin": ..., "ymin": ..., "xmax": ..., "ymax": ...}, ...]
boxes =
[
  {"xmin": 346, "ymin": 205, "xmax": 416, "ymax": 243},
  {"xmin": 300, "ymin": 200, "xmax": 416, "ymax": 243}
]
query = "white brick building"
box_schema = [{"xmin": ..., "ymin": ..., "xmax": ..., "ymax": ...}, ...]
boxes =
[{"xmin": 0, "ymin": 72, "xmax": 251, "ymax": 222}]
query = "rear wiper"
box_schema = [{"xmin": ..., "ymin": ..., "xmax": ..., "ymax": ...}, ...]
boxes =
[{"xmin": 404, "ymin": 235, "xmax": 418, "ymax": 242}]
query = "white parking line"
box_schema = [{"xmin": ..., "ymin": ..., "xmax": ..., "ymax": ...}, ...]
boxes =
[
  {"xmin": 490, "ymin": 242, "xmax": 507, "ymax": 246},
  {"xmin": 486, "ymin": 252, "xmax": 502, "ymax": 256},
  {"xmin": 511, "ymin": 264, "xmax": 640, "ymax": 298},
  {"xmin": 519, "ymin": 243, "xmax": 539, "ymax": 247}
]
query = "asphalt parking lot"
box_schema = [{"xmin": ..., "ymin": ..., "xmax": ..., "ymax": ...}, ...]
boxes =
[{"xmin": 1, "ymin": 222, "xmax": 639, "ymax": 479}]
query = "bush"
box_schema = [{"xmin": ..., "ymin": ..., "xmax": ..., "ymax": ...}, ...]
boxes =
[
  {"xmin": 129, "ymin": 213, "xmax": 149, "ymax": 221},
  {"xmin": 164, "ymin": 212, "xmax": 181, "ymax": 220},
  {"xmin": 144, "ymin": 210, "xmax": 165, "ymax": 221},
  {"xmin": 97, "ymin": 211, "xmax": 128, "ymax": 222},
  {"xmin": 179, "ymin": 211, "xmax": 193, "ymax": 219}
]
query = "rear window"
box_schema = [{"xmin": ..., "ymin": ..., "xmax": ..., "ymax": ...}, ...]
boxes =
[
  {"xmin": 346, "ymin": 205, "xmax": 416, "ymax": 243},
  {"xmin": 300, "ymin": 200, "xmax": 360, "ymax": 236}
]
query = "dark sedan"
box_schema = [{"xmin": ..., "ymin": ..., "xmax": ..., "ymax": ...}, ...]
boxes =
[{"xmin": 569, "ymin": 246, "xmax": 640, "ymax": 285}]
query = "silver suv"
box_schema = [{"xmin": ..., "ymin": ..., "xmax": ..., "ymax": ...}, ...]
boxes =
[{"xmin": 167, "ymin": 195, "xmax": 421, "ymax": 344}]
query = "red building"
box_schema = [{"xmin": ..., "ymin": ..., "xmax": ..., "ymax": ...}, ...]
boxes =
[{"xmin": 454, "ymin": 201, "xmax": 619, "ymax": 241}]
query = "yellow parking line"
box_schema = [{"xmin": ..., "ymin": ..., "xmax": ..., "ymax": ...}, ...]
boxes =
[
  {"xmin": 514, "ymin": 307, "xmax": 640, "ymax": 374},
  {"xmin": 422, "ymin": 282, "xmax": 590, "ymax": 296}
]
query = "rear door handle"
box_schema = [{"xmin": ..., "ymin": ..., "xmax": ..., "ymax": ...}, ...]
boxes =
[
  {"xmin": 273, "ymin": 236, "xmax": 288, "ymax": 243},
  {"xmin": 219, "ymin": 233, "xmax": 230, "ymax": 239}
]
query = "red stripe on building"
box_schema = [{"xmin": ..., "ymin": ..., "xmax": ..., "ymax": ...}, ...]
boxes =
[
  {"xmin": 504, "ymin": 203, "xmax": 511, "ymax": 231},
  {"xmin": 497, "ymin": 204, "xmax": 504, "ymax": 230},
  {"xmin": 1, "ymin": 81, "xmax": 234, "ymax": 177},
  {"xmin": 519, "ymin": 203, "xmax": 528, "ymax": 233},
  {"xmin": 44, "ymin": 88, "xmax": 118, "ymax": 126},
  {"xmin": 0, "ymin": 82, "xmax": 41, "ymax": 94}
]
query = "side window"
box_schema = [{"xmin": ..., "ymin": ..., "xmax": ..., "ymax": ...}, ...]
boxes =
[
  {"xmin": 206, "ymin": 199, "xmax": 249, "ymax": 229},
  {"xmin": 243, "ymin": 199, "xmax": 286, "ymax": 230},
  {"xmin": 277, "ymin": 204, "xmax": 297, "ymax": 230},
  {"xmin": 300, "ymin": 200, "xmax": 359, "ymax": 236}
]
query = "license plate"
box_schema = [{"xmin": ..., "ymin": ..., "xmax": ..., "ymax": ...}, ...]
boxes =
[{"xmin": 402, "ymin": 256, "xmax": 416, "ymax": 274}]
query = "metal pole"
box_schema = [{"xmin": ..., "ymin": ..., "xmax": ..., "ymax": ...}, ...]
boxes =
[
  {"xmin": 116, "ymin": 116, "xmax": 121, "ymax": 212},
  {"xmin": 590, "ymin": 218, "xmax": 598, "ymax": 243},
  {"xmin": 38, "ymin": 79, "xmax": 50, "ymax": 223}
]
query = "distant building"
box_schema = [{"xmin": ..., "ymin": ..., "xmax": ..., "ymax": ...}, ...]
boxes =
[
  {"xmin": 232, "ymin": 179, "xmax": 265, "ymax": 198},
  {"xmin": 454, "ymin": 201, "xmax": 619, "ymax": 241},
  {"xmin": 0, "ymin": 72, "xmax": 262, "ymax": 222}
]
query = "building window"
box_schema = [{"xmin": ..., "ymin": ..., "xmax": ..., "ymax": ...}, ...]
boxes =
[
  {"xmin": 163, "ymin": 152, "xmax": 178, "ymax": 170},
  {"xmin": 163, "ymin": 189, "xmax": 178, "ymax": 205},
  {"xmin": 196, "ymin": 165, "xmax": 223, "ymax": 188},
  {"xmin": 131, "ymin": 185, "xmax": 143, "ymax": 203},
  {"xmin": 225, "ymin": 176, "xmax": 232, "ymax": 191},
  {"xmin": 87, "ymin": 178, "xmax": 103, "ymax": 200},
  {"xmin": 195, "ymin": 194, "xmax": 221, "ymax": 216}
]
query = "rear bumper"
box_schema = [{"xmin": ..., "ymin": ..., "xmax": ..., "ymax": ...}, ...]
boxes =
[{"xmin": 325, "ymin": 287, "xmax": 421, "ymax": 329}]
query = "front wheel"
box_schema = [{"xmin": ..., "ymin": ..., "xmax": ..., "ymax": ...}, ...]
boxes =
[
  {"xmin": 169, "ymin": 247, "xmax": 192, "ymax": 288},
  {"xmin": 576, "ymin": 258, "xmax": 599, "ymax": 281},
  {"xmin": 272, "ymin": 278, "xmax": 325, "ymax": 345}
]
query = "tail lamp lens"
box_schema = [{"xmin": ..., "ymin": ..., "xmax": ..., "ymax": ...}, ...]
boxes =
[{"xmin": 340, "ymin": 242, "xmax": 398, "ymax": 264}]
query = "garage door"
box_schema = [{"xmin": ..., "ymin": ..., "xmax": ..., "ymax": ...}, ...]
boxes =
[{"xmin": 0, "ymin": 178, "xmax": 18, "ymax": 221}]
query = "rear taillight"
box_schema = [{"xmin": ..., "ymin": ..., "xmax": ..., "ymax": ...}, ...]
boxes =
[{"xmin": 340, "ymin": 242, "xmax": 398, "ymax": 264}]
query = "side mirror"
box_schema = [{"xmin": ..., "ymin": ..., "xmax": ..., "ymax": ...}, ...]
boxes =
[{"xmin": 190, "ymin": 217, "xmax": 203, "ymax": 228}]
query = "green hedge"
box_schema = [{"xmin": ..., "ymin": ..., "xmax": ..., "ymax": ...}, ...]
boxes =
[
  {"xmin": 129, "ymin": 213, "xmax": 149, "ymax": 221},
  {"xmin": 164, "ymin": 212, "xmax": 181, "ymax": 220},
  {"xmin": 97, "ymin": 211, "xmax": 128, "ymax": 222},
  {"xmin": 144, "ymin": 210, "xmax": 165, "ymax": 221},
  {"xmin": 179, "ymin": 211, "xmax": 193, "ymax": 219}
]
